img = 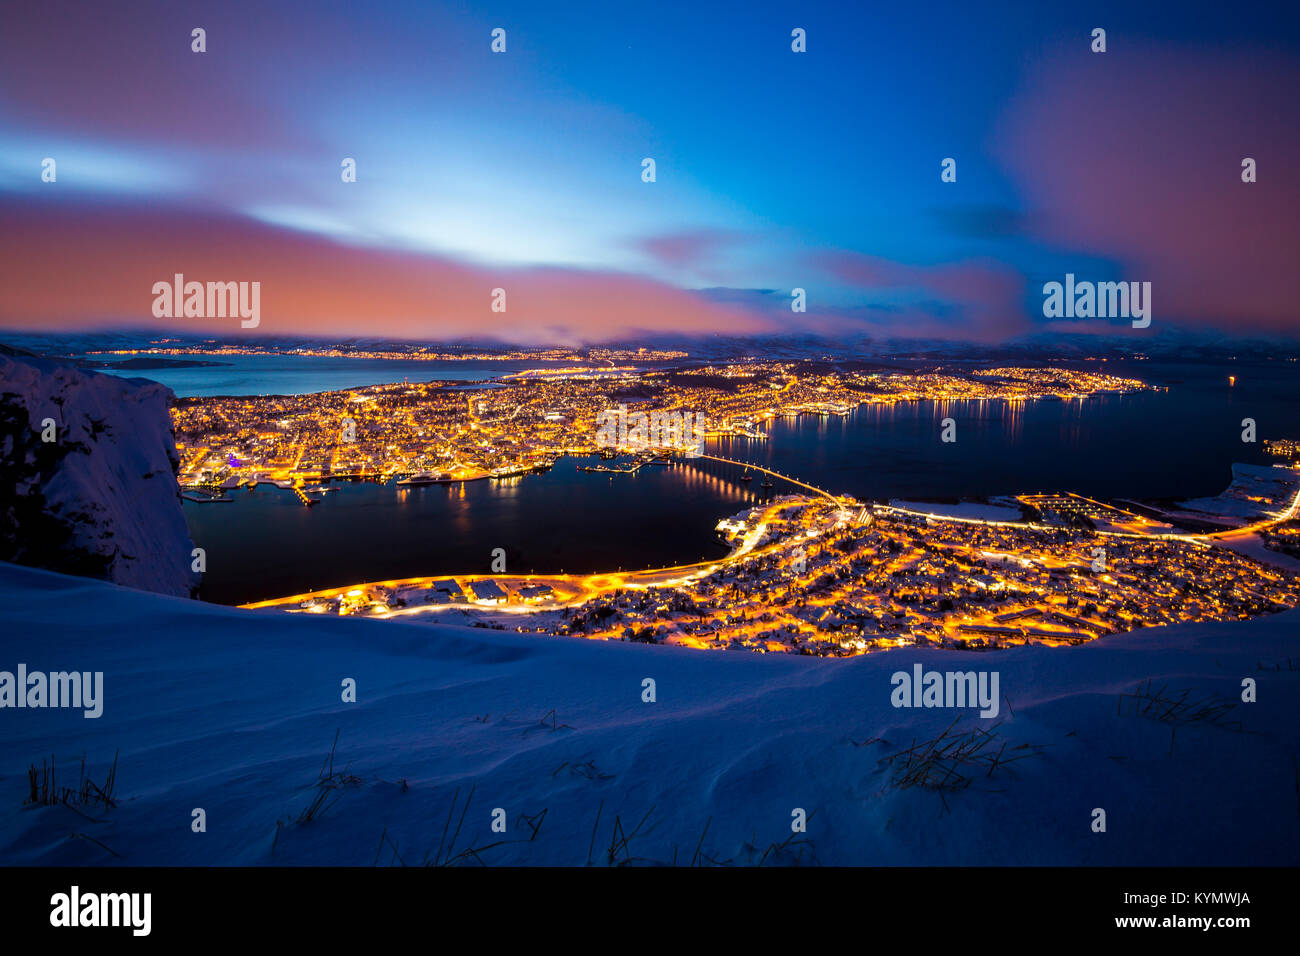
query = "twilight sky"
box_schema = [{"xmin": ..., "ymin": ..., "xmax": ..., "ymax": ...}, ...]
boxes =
[{"xmin": 1, "ymin": 0, "xmax": 1298, "ymax": 344}]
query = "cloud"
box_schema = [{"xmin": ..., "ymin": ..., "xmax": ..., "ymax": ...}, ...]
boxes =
[
  {"xmin": 813, "ymin": 251, "xmax": 1031, "ymax": 343},
  {"xmin": 634, "ymin": 230, "xmax": 742, "ymax": 270},
  {"xmin": 629, "ymin": 229, "xmax": 755, "ymax": 287},
  {"xmin": 0, "ymin": 2, "xmax": 314, "ymax": 151},
  {"xmin": 994, "ymin": 43, "xmax": 1300, "ymax": 336},
  {"xmin": 0, "ymin": 197, "xmax": 777, "ymax": 344}
]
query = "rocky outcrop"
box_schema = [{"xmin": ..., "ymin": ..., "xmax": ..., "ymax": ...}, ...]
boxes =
[{"xmin": 0, "ymin": 349, "xmax": 200, "ymax": 597}]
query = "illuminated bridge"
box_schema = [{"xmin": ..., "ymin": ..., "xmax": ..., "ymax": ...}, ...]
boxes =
[{"xmin": 691, "ymin": 453, "xmax": 847, "ymax": 507}]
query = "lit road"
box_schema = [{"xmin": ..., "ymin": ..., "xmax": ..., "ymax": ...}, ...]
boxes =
[{"xmin": 243, "ymin": 455, "xmax": 1300, "ymax": 613}]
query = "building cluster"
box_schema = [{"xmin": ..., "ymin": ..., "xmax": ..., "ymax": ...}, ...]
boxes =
[
  {"xmin": 277, "ymin": 491, "xmax": 1300, "ymax": 657},
  {"xmin": 1261, "ymin": 521, "xmax": 1300, "ymax": 559},
  {"xmin": 172, "ymin": 362, "xmax": 1156, "ymax": 496},
  {"xmin": 1264, "ymin": 438, "xmax": 1300, "ymax": 460},
  {"xmin": 90, "ymin": 344, "xmax": 688, "ymax": 362},
  {"xmin": 523, "ymin": 499, "xmax": 1299, "ymax": 656},
  {"xmin": 297, "ymin": 576, "xmax": 558, "ymax": 616},
  {"xmin": 185, "ymin": 358, "xmax": 1297, "ymax": 655},
  {"xmin": 970, "ymin": 366, "xmax": 1153, "ymax": 398}
]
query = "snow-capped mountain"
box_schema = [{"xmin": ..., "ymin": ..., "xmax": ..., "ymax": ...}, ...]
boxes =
[{"xmin": 0, "ymin": 350, "xmax": 199, "ymax": 598}]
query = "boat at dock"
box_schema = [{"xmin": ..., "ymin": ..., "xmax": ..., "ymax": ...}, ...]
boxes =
[
  {"xmin": 396, "ymin": 472, "xmax": 446, "ymax": 486},
  {"xmin": 398, "ymin": 468, "xmax": 490, "ymax": 485},
  {"xmin": 181, "ymin": 491, "xmax": 234, "ymax": 503}
]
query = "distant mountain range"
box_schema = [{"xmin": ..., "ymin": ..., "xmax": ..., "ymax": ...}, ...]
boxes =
[{"xmin": 2, "ymin": 328, "xmax": 1297, "ymax": 365}]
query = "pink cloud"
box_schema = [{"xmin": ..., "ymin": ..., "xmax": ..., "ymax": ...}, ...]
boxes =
[
  {"xmin": 815, "ymin": 251, "xmax": 1031, "ymax": 342},
  {"xmin": 995, "ymin": 44, "xmax": 1300, "ymax": 336},
  {"xmin": 0, "ymin": 198, "xmax": 777, "ymax": 344},
  {"xmin": 635, "ymin": 230, "xmax": 740, "ymax": 270},
  {"xmin": 0, "ymin": 2, "xmax": 309, "ymax": 149}
]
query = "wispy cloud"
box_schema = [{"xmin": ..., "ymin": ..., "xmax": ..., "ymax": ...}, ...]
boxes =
[
  {"xmin": 813, "ymin": 252, "xmax": 1030, "ymax": 342},
  {"xmin": 0, "ymin": 197, "xmax": 777, "ymax": 344}
]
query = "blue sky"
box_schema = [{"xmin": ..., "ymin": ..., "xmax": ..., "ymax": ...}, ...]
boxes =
[{"xmin": 1, "ymin": 0, "xmax": 1298, "ymax": 342}]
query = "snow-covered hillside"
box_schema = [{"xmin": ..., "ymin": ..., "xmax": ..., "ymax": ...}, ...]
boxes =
[
  {"xmin": 1, "ymin": 559, "xmax": 1296, "ymax": 866},
  {"xmin": 0, "ymin": 352, "xmax": 198, "ymax": 597}
]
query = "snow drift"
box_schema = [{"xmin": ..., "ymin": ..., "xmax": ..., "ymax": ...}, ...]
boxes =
[{"xmin": 0, "ymin": 559, "xmax": 1296, "ymax": 866}]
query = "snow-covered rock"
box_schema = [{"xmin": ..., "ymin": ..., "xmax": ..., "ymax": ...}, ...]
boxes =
[{"xmin": 0, "ymin": 350, "xmax": 199, "ymax": 597}]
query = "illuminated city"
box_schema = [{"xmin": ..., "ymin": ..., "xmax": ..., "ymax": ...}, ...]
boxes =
[
  {"xmin": 3, "ymin": 0, "xmax": 1300, "ymax": 911},
  {"xmin": 157, "ymin": 359, "xmax": 1300, "ymax": 654},
  {"xmin": 172, "ymin": 362, "xmax": 1158, "ymax": 496},
  {"xmin": 246, "ymin": 471, "xmax": 1300, "ymax": 654}
]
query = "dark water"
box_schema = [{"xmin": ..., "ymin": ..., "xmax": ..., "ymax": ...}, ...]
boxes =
[
  {"xmin": 186, "ymin": 359, "xmax": 1300, "ymax": 605},
  {"xmin": 723, "ymin": 360, "xmax": 1292, "ymax": 502},
  {"xmin": 85, "ymin": 352, "xmax": 567, "ymax": 397},
  {"xmin": 189, "ymin": 458, "xmax": 754, "ymax": 604}
]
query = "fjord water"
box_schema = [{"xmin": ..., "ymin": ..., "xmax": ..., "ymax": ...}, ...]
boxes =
[
  {"xmin": 184, "ymin": 360, "xmax": 1299, "ymax": 604},
  {"xmin": 87, "ymin": 352, "xmax": 548, "ymax": 396}
]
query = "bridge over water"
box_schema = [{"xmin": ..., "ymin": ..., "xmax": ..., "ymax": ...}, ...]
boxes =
[{"xmin": 691, "ymin": 452, "xmax": 846, "ymax": 506}]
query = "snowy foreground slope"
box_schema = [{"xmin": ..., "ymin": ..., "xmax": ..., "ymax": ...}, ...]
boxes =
[
  {"xmin": 0, "ymin": 353, "xmax": 198, "ymax": 597},
  {"xmin": 1, "ymin": 559, "xmax": 1297, "ymax": 866}
]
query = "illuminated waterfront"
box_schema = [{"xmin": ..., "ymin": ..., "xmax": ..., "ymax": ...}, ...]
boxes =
[{"xmin": 185, "ymin": 359, "xmax": 1300, "ymax": 607}]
